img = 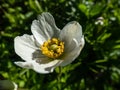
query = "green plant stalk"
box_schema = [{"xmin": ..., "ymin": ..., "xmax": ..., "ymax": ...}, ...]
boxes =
[{"xmin": 57, "ymin": 66, "xmax": 62, "ymax": 90}]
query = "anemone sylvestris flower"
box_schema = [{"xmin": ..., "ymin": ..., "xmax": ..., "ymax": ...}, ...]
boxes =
[{"xmin": 14, "ymin": 12, "xmax": 85, "ymax": 74}]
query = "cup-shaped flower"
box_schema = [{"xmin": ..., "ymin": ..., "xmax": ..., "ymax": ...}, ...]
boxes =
[{"xmin": 14, "ymin": 12, "xmax": 85, "ymax": 74}]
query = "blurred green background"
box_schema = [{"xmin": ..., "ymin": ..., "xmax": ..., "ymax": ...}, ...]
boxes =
[{"xmin": 0, "ymin": 0, "xmax": 120, "ymax": 90}]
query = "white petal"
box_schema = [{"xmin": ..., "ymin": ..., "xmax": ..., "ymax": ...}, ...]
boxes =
[
  {"xmin": 31, "ymin": 12, "xmax": 60, "ymax": 45},
  {"xmin": 15, "ymin": 60, "xmax": 62, "ymax": 74},
  {"xmin": 14, "ymin": 61, "xmax": 33, "ymax": 69},
  {"xmin": 60, "ymin": 36, "xmax": 85, "ymax": 66},
  {"xmin": 14, "ymin": 34, "xmax": 38, "ymax": 61},
  {"xmin": 41, "ymin": 12, "xmax": 60, "ymax": 37},
  {"xmin": 59, "ymin": 21, "xmax": 82, "ymax": 49},
  {"xmin": 12, "ymin": 82, "xmax": 18, "ymax": 90},
  {"xmin": 64, "ymin": 38, "xmax": 77, "ymax": 53},
  {"xmin": 33, "ymin": 60, "xmax": 62, "ymax": 74}
]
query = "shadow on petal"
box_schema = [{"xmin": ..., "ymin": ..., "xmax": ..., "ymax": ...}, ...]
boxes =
[
  {"xmin": 36, "ymin": 58, "xmax": 51, "ymax": 64},
  {"xmin": 32, "ymin": 50, "xmax": 52, "ymax": 64},
  {"xmin": 32, "ymin": 49, "xmax": 45, "ymax": 60},
  {"xmin": 45, "ymin": 67, "xmax": 54, "ymax": 72}
]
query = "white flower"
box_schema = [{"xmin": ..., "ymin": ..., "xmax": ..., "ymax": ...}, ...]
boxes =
[
  {"xmin": 14, "ymin": 12, "xmax": 85, "ymax": 74},
  {"xmin": 95, "ymin": 17, "xmax": 104, "ymax": 25}
]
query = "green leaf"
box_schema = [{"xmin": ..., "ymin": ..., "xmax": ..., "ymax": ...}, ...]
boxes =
[
  {"xmin": 78, "ymin": 4, "xmax": 89, "ymax": 17},
  {"xmin": 97, "ymin": 33, "xmax": 111, "ymax": 42},
  {"xmin": 95, "ymin": 59, "xmax": 108, "ymax": 63},
  {"xmin": 113, "ymin": 45, "xmax": 120, "ymax": 49},
  {"xmin": 4, "ymin": 12, "xmax": 15, "ymax": 23},
  {"xmin": 90, "ymin": 3, "xmax": 104, "ymax": 17},
  {"xmin": 29, "ymin": 0, "xmax": 43, "ymax": 13}
]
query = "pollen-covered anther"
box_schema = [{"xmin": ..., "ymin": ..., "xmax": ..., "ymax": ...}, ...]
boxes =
[{"xmin": 41, "ymin": 38, "xmax": 64, "ymax": 59}]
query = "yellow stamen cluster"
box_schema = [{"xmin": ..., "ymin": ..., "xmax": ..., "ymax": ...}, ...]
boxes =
[{"xmin": 41, "ymin": 38, "xmax": 64, "ymax": 59}]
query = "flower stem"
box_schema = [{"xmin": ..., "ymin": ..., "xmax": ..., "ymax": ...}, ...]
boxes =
[{"xmin": 57, "ymin": 66, "xmax": 62, "ymax": 90}]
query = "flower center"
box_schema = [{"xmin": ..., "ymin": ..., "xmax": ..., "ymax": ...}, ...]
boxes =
[{"xmin": 41, "ymin": 38, "xmax": 64, "ymax": 59}]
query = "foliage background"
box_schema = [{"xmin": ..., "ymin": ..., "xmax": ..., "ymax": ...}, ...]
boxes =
[{"xmin": 0, "ymin": 0, "xmax": 120, "ymax": 90}]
